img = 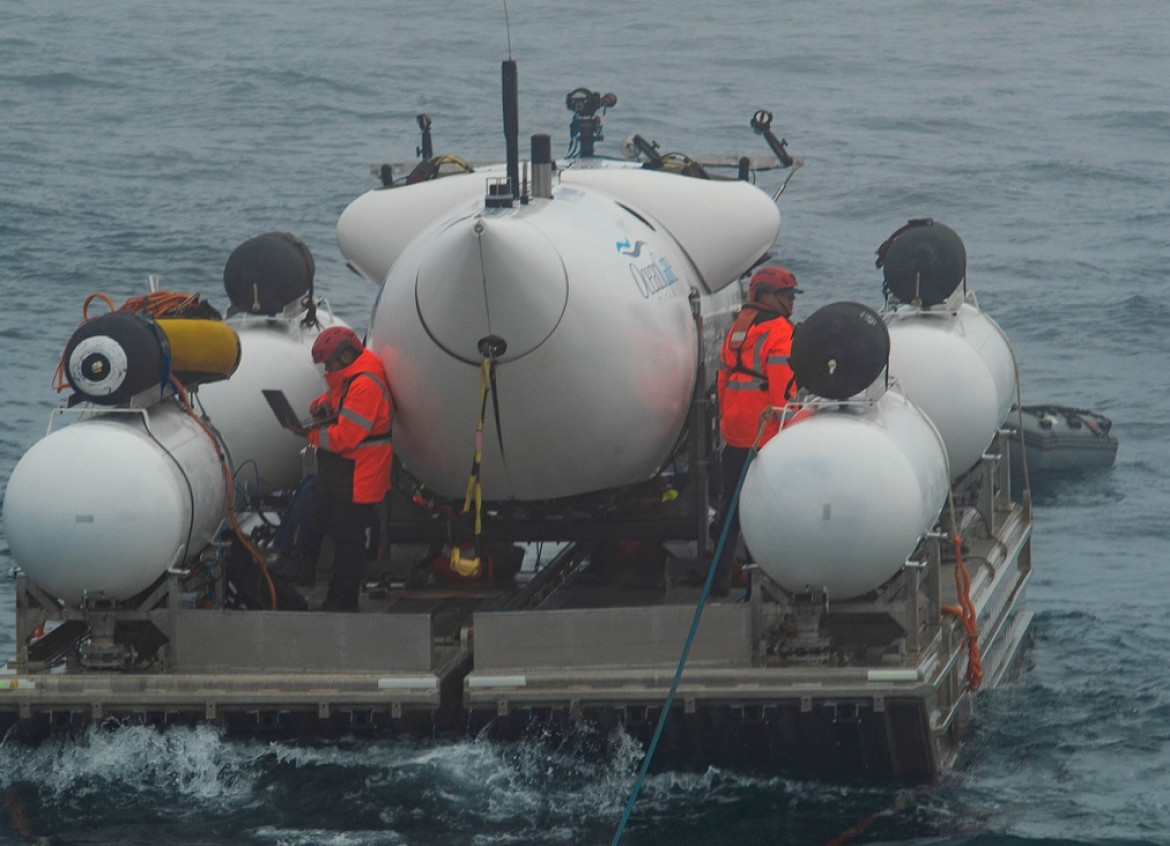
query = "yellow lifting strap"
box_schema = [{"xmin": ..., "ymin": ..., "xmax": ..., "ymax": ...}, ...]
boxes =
[{"xmin": 452, "ymin": 356, "xmax": 492, "ymax": 578}]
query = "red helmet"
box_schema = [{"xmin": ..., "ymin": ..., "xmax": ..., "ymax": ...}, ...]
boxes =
[
  {"xmin": 311, "ymin": 326, "xmax": 363, "ymax": 364},
  {"xmin": 748, "ymin": 265, "xmax": 803, "ymax": 302}
]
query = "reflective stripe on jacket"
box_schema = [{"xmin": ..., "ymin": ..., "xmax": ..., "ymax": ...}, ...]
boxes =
[
  {"xmin": 307, "ymin": 348, "xmax": 394, "ymax": 504},
  {"xmin": 717, "ymin": 313, "xmax": 795, "ymax": 448}
]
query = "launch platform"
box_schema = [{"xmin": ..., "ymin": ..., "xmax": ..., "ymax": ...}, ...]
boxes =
[{"xmin": 3, "ymin": 434, "xmax": 1030, "ymax": 780}]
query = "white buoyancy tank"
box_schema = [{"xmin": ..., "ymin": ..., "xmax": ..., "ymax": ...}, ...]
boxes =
[
  {"xmin": 195, "ymin": 310, "xmax": 342, "ymax": 495},
  {"xmin": 369, "ymin": 186, "xmax": 701, "ymax": 501},
  {"xmin": 3, "ymin": 403, "xmax": 227, "ymax": 605},
  {"xmin": 338, "ymin": 170, "xmax": 490, "ymax": 283},
  {"xmin": 558, "ymin": 167, "xmax": 781, "ymax": 294},
  {"xmin": 885, "ymin": 297, "xmax": 1017, "ymax": 477},
  {"xmin": 739, "ymin": 388, "xmax": 950, "ymax": 600}
]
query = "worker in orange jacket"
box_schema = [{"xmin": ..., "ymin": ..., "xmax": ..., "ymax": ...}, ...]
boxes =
[
  {"xmin": 306, "ymin": 326, "xmax": 394, "ymax": 611},
  {"xmin": 711, "ymin": 265, "xmax": 802, "ymax": 596}
]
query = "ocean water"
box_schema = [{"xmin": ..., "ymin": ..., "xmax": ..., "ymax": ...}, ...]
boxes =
[{"xmin": 1, "ymin": 1, "xmax": 1168, "ymax": 843}]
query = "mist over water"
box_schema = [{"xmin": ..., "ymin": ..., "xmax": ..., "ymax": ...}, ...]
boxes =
[{"xmin": 3, "ymin": 1, "xmax": 1169, "ymax": 843}]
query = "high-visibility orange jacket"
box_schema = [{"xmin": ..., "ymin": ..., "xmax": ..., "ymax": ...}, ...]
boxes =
[
  {"xmin": 307, "ymin": 348, "xmax": 394, "ymax": 504},
  {"xmin": 717, "ymin": 308, "xmax": 795, "ymax": 448}
]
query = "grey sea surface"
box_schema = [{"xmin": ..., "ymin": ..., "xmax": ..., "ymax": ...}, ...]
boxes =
[{"xmin": 2, "ymin": 1, "xmax": 1169, "ymax": 843}]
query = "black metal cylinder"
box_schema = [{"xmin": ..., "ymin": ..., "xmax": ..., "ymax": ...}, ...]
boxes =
[
  {"xmin": 502, "ymin": 60, "xmax": 519, "ymax": 198},
  {"xmin": 531, "ymin": 133, "xmax": 551, "ymax": 165}
]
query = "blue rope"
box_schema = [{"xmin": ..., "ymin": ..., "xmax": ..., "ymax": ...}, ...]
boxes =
[{"xmin": 611, "ymin": 448, "xmax": 756, "ymax": 846}]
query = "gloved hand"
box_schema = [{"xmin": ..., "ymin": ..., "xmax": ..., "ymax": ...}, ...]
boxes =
[{"xmin": 310, "ymin": 398, "xmax": 335, "ymax": 421}]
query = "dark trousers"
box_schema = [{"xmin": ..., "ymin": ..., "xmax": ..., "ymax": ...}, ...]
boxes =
[
  {"xmin": 711, "ymin": 445, "xmax": 752, "ymax": 594},
  {"xmin": 321, "ymin": 498, "xmax": 374, "ymax": 611}
]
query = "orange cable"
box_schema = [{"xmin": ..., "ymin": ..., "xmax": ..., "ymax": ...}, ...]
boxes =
[
  {"xmin": 120, "ymin": 290, "xmax": 202, "ymax": 316},
  {"xmin": 941, "ymin": 534, "xmax": 983, "ymax": 691},
  {"xmin": 82, "ymin": 292, "xmax": 116, "ymax": 320},
  {"xmin": 825, "ymin": 792, "xmax": 914, "ymax": 846}
]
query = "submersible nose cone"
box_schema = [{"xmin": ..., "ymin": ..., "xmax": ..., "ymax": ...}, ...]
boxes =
[{"xmin": 416, "ymin": 216, "xmax": 568, "ymax": 363}]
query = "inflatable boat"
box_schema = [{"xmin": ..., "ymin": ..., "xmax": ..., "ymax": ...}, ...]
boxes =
[{"xmin": 1005, "ymin": 404, "xmax": 1118, "ymax": 479}]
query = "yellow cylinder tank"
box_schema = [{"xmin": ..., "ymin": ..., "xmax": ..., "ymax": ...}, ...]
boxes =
[{"xmin": 156, "ymin": 318, "xmax": 242, "ymax": 385}]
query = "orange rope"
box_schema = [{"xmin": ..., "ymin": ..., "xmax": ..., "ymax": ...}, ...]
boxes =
[
  {"xmin": 941, "ymin": 534, "xmax": 983, "ymax": 691},
  {"xmin": 52, "ymin": 356, "xmax": 69, "ymax": 393},
  {"xmin": 825, "ymin": 792, "xmax": 916, "ymax": 846},
  {"xmin": 169, "ymin": 377, "xmax": 278, "ymax": 611},
  {"xmin": 826, "ymin": 807, "xmax": 893, "ymax": 846},
  {"xmin": 82, "ymin": 292, "xmax": 117, "ymax": 319},
  {"xmin": 119, "ymin": 290, "xmax": 203, "ymax": 317}
]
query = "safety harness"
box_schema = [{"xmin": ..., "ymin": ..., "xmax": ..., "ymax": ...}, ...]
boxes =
[{"xmin": 723, "ymin": 303, "xmax": 776, "ymax": 380}]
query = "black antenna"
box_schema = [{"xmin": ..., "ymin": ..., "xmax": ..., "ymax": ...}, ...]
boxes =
[
  {"xmin": 502, "ymin": 0, "xmax": 512, "ymax": 59},
  {"xmin": 502, "ymin": 59, "xmax": 519, "ymax": 200}
]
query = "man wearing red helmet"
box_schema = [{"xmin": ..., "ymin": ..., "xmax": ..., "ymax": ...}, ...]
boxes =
[
  {"xmin": 305, "ymin": 326, "xmax": 394, "ymax": 611},
  {"xmin": 711, "ymin": 265, "xmax": 802, "ymax": 596}
]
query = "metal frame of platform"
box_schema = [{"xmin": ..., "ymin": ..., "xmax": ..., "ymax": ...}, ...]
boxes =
[
  {"xmin": 462, "ymin": 435, "xmax": 1033, "ymax": 778},
  {"xmin": 2, "ymin": 421, "xmax": 1032, "ymax": 779}
]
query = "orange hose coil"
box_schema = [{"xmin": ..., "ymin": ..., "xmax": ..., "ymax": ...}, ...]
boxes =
[{"xmin": 941, "ymin": 533, "xmax": 983, "ymax": 691}]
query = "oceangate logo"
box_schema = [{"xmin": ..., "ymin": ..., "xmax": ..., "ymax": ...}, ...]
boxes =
[
  {"xmin": 628, "ymin": 254, "xmax": 680, "ymax": 299},
  {"xmin": 616, "ymin": 238, "xmax": 646, "ymax": 258}
]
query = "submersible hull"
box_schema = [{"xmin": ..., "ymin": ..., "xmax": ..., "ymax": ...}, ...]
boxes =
[{"xmin": 0, "ymin": 94, "xmax": 1034, "ymax": 780}]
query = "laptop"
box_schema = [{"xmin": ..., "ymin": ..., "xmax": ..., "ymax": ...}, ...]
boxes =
[{"xmin": 262, "ymin": 389, "xmax": 321, "ymax": 434}]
